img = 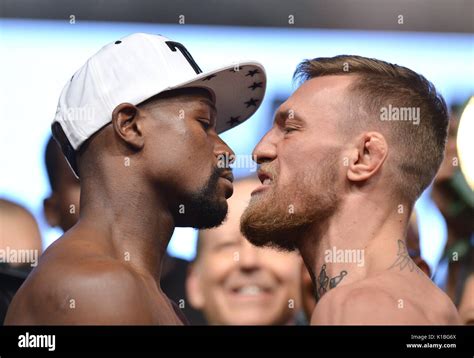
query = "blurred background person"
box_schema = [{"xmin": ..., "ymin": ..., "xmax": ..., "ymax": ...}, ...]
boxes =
[
  {"xmin": 0, "ymin": 198, "xmax": 42, "ymax": 323},
  {"xmin": 429, "ymin": 104, "xmax": 474, "ymax": 324},
  {"xmin": 0, "ymin": 199, "xmax": 42, "ymax": 258},
  {"xmin": 186, "ymin": 177, "xmax": 303, "ymax": 325},
  {"xmin": 406, "ymin": 213, "xmax": 432, "ymax": 278},
  {"xmin": 43, "ymin": 136, "xmax": 81, "ymax": 232},
  {"xmin": 299, "ymin": 262, "xmax": 315, "ymax": 324}
]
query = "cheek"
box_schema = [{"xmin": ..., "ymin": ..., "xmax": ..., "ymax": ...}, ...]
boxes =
[
  {"xmin": 261, "ymin": 254, "xmax": 301, "ymax": 284},
  {"xmin": 201, "ymin": 253, "xmax": 236, "ymax": 287},
  {"xmin": 182, "ymin": 123, "xmax": 216, "ymax": 165},
  {"xmin": 147, "ymin": 126, "xmax": 216, "ymax": 189},
  {"xmin": 279, "ymin": 140, "xmax": 336, "ymax": 189},
  {"xmin": 277, "ymin": 140, "xmax": 314, "ymax": 181}
]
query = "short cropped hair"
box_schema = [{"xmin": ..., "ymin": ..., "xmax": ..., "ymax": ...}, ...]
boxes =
[{"xmin": 294, "ymin": 55, "xmax": 449, "ymax": 203}]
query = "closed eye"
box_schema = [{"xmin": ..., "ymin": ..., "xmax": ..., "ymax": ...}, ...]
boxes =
[
  {"xmin": 284, "ymin": 127, "xmax": 297, "ymax": 134},
  {"xmin": 198, "ymin": 118, "xmax": 211, "ymax": 130}
]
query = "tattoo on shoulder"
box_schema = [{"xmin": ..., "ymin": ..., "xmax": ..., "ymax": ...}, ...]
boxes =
[
  {"xmin": 315, "ymin": 264, "xmax": 347, "ymax": 302},
  {"xmin": 389, "ymin": 240, "xmax": 422, "ymax": 274}
]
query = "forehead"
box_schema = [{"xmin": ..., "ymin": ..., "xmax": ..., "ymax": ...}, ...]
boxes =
[
  {"xmin": 173, "ymin": 88, "xmax": 216, "ymax": 110},
  {"xmin": 279, "ymin": 75, "xmax": 355, "ymax": 114},
  {"xmin": 144, "ymin": 87, "xmax": 216, "ymax": 112}
]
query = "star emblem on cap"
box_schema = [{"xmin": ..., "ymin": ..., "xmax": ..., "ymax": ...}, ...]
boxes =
[
  {"xmin": 248, "ymin": 81, "xmax": 263, "ymax": 91},
  {"xmin": 227, "ymin": 116, "xmax": 241, "ymax": 127},
  {"xmin": 245, "ymin": 69, "xmax": 260, "ymax": 77},
  {"xmin": 244, "ymin": 98, "xmax": 259, "ymax": 108},
  {"xmin": 202, "ymin": 74, "xmax": 217, "ymax": 81}
]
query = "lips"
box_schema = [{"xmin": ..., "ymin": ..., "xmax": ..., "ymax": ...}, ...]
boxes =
[
  {"xmin": 257, "ymin": 170, "xmax": 272, "ymax": 185},
  {"xmin": 219, "ymin": 170, "xmax": 234, "ymax": 198},
  {"xmin": 220, "ymin": 170, "xmax": 234, "ymax": 183},
  {"xmin": 251, "ymin": 169, "xmax": 274, "ymax": 196}
]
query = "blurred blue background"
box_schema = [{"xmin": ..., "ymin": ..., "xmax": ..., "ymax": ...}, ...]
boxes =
[{"xmin": 0, "ymin": 18, "xmax": 473, "ymax": 265}]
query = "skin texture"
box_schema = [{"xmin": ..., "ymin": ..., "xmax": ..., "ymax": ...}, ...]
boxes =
[
  {"xmin": 186, "ymin": 178, "xmax": 302, "ymax": 325},
  {"xmin": 241, "ymin": 75, "xmax": 461, "ymax": 325},
  {"xmin": 5, "ymin": 88, "xmax": 235, "ymax": 325},
  {"xmin": 300, "ymin": 215, "xmax": 432, "ymax": 323}
]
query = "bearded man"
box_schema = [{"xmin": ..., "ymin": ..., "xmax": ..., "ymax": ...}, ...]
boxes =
[{"xmin": 241, "ymin": 55, "xmax": 460, "ymax": 325}]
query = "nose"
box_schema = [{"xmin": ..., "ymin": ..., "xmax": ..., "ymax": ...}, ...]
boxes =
[
  {"xmin": 252, "ymin": 128, "xmax": 278, "ymax": 165},
  {"xmin": 238, "ymin": 238, "xmax": 261, "ymax": 271},
  {"xmin": 214, "ymin": 134, "xmax": 236, "ymax": 167}
]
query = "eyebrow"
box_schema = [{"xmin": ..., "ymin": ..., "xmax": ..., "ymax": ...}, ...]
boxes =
[
  {"xmin": 274, "ymin": 108, "xmax": 304, "ymax": 124},
  {"xmin": 198, "ymin": 98, "xmax": 217, "ymax": 114}
]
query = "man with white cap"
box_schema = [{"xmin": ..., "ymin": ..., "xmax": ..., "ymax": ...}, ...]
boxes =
[{"xmin": 5, "ymin": 33, "xmax": 266, "ymax": 325}]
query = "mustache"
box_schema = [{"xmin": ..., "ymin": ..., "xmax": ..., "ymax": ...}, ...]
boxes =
[{"xmin": 212, "ymin": 165, "xmax": 234, "ymax": 182}]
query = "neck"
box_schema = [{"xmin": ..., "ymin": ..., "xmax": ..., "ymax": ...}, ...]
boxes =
[
  {"xmin": 297, "ymin": 196, "xmax": 411, "ymax": 302},
  {"xmin": 78, "ymin": 168, "xmax": 174, "ymax": 280}
]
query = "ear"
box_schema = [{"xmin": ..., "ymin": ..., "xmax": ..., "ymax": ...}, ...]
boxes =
[
  {"xmin": 43, "ymin": 196, "xmax": 60, "ymax": 228},
  {"xmin": 185, "ymin": 263, "xmax": 205, "ymax": 310},
  {"xmin": 111, "ymin": 103, "xmax": 144, "ymax": 150},
  {"xmin": 347, "ymin": 132, "xmax": 388, "ymax": 182}
]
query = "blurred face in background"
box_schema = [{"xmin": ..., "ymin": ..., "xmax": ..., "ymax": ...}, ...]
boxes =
[
  {"xmin": 435, "ymin": 112, "xmax": 459, "ymax": 183},
  {"xmin": 186, "ymin": 178, "xmax": 302, "ymax": 325},
  {"xmin": 43, "ymin": 138, "xmax": 81, "ymax": 232},
  {"xmin": 0, "ymin": 199, "xmax": 43, "ymax": 265}
]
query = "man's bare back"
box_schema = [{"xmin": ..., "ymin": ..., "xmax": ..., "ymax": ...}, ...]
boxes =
[{"xmin": 5, "ymin": 228, "xmax": 184, "ymax": 325}]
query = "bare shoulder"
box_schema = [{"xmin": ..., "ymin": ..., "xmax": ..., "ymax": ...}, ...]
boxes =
[
  {"xmin": 311, "ymin": 284, "xmax": 421, "ymax": 325},
  {"xmin": 5, "ymin": 238, "xmax": 153, "ymax": 325},
  {"xmin": 311, "ymin": 274, "xmax": 460, "ymax": 325}
]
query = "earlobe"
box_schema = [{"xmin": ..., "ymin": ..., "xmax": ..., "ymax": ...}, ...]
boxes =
[
  {"xmin": 112, "ymin": 103, "xmax": 144, "ymax": 151},
  {"xmin": 347, "ymin": 132, "xmax": 388, "ymax": 182}
]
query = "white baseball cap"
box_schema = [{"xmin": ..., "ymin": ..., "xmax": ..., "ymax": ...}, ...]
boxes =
[{"xmin": 52, "ymin": 32, "xmax": 266, "ymax": 176}]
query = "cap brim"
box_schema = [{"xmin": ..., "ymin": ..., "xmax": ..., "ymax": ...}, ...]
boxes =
[{"xmin": 169, "ymin": 62, "xmax": 266, "ymax": 134}]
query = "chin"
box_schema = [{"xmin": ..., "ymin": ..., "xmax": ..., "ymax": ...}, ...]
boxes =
[{"xmin": 177, "ymin": 203, "xmax": 229, "ymax": 229}]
